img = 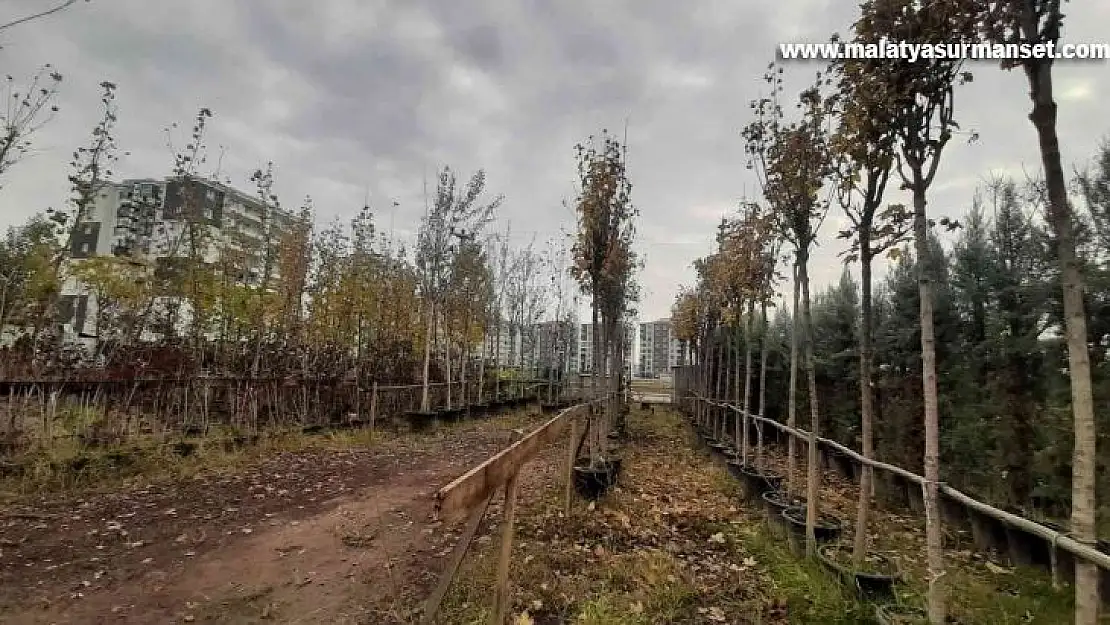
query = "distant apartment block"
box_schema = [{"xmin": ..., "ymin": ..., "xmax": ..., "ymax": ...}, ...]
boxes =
[
  {"xmin": 57, "ymin": 175, "xmax": 296, "ymax": 341},
  {"xmin": 637, "ymin": 318, "xmax": 688, "ymax": 378},
  {"xmin": 577, "ymin": 321, "xmax": 633, "ymax": 375},
  {"xmin": 487, "ymin": 320, "xmax": 577, "ymax": 374},
  {"xmin": 532, "ymin": 319, "xmax": 577, "ymax": 374}
]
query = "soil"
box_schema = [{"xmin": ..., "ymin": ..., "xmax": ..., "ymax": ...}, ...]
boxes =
[{"xmin": 0, "ymin": 413, "xmax": 545, "ymax": 624}]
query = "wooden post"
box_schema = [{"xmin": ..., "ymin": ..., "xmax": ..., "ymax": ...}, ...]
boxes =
[
  {"xmin": 369, "ymin": 381, "xmax": 378, "ymax": 436},
  {"xmin": 565, "ymin": 416, "xmax": 578, "ymax": 514},
  {"xmin": 421, "ymin": 493, "xmax": 494, "ymax": 624},
  {"xmin": 492, "ymin": 473, "xmax": 520, "ymax": 624}
]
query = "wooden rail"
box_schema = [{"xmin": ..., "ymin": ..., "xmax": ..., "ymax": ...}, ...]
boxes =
[
  {"xmin": 423, "ymin": 396, "xmax": 608, "ymax": 623},
  {"xmin": 688, "ymin": 394, "xmax": 1110, "ymax": 572},
  {"xmin": 433, "ymin": 402, "xmax": 589, "ymax": 523}
]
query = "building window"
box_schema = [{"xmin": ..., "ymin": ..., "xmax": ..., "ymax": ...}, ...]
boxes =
[{"xmin": 80, "ymin": 243, "xmax": 90, "ymax": 254}]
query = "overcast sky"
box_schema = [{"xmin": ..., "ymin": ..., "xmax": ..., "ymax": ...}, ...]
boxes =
[{"xmin": 1, "ymin": 0, "xmax": 1107, "ymax": 323}]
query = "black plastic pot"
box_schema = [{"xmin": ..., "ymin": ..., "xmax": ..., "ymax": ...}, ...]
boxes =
[
  {"xmin": 761, "ymin": 471, "xmax": 785, "ymax": 494},
  {"xmin": 726, "ymin": 460, "xmax": 745, "ymax": 481},
  {"xmin": 874, "ymin": 603, "xmax": 928, "ymax": 625},
  {"xmin": 782, "ymin": 506, "xmax": 843, "ymax": 556},
  {"xmin": 604, "ymin": 457, "xmax": 623, "ymax": 487},
  {"xmin": 405, "ymin": 410, "xmax": 438, "ymax": 431},
  {"xmin": 827, "ymin": 449, "xmax": 857, "ymax": 481},
  {"xmin": 439, "ymin": 407, "xmax": 464, "ymax": 423},
  {"xmin": 1000, "ymin": 509, "xmax": 1052, "ymax": 569},
  {"xmin": 574, "ymin": 459, "xmax": 616, "ymax": 500},
  {"xmin": 738, "ymin": 464, "xmax": 779, "ymax": 502},
  {"xmin": 967, "ymin": 507, "xmax": 1009, "ymax": 559},
  {"xmin": 817, "ymin": 544, "xmax": 901, "ymax": 601},
  {"xmin": 761, "ymin": 490, "xmax": 805, "ymax": 534}
]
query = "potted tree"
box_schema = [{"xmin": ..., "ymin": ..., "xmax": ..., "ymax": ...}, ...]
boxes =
[
  {"xmin": 409, "ymin": 166, "xmax": 500, "ymax": 429},
  {"xmin": 569, "ymin": 130, "xmax": 637, "ymax": 498}
]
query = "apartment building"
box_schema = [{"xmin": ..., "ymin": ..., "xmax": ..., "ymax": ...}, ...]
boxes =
[
  {"xmin": 637, "ymin": 318, "xmax": 669, "ymax": 378},
  {"xmin": 577, "ymin": 320, "xmax": 633, "ymax": 375},
  {"xmin": 57, "ymin": 175, "xmax": 296, "ymax": 342},
  {"xmin": 485, "ymin": 319, "xmax": 577, "ymax": 374},
  {"xmin": 530, "ymin": 319, "xmax": 577, "ymax": 374},
  {"xmin": 637, "ymin": 318, "xmax": 689, "ymax": 378}
]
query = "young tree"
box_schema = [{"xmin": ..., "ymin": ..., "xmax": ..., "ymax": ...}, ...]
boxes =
[
  {"xmin": 742, "ymin": 65, "xmax": 803, "ymax": 489},
  {"xmin": 829, "ymin": 42, "xmax": 911, "ymax": 567},
  {"xmin": 32, "ymin": 81, "xmax": 120, "ymax": 370},
  {"xmin": 855, "ymin": 1, "xmax": 978, "ymax": 619},
  {"xmin": 247, "ymin": 162, "xmax": 282, "ymax": 377},
  {"xmin": 571, "ymin": 130, "xmax": 637, "ymax": 466},
  {"xmin": 0, "ymin": 215, "xmax": 57, "ymax": 338},
  {"xmin": 415, "ymin": 167, "xmax": 501, "ymax": 412},
  {"xmin": 761, "ymin": 75, "xmax": 835, "ymax": 556},
  {"xmin": 983, "ymin": 4, "xmax": 1100, "ymax": 620}
]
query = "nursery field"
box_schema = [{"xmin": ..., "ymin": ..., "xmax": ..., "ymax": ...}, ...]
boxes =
[
  {"xmin": 434, "ymin": 406, "xmax": 1088, "ymax": 625},
  {"xmin": 0, "ymin": 399, "xmax": 1096, "ymax": 624}
]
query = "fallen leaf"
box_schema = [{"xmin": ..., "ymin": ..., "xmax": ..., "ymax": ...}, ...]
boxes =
[{"xmin": 985, "ymin": 561, "xmax": 1012, "ymax": 575}]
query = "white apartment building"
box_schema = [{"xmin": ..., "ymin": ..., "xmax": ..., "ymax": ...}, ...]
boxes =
[
  {"xmin": 637, "ymin": 317, "xmax": 689, "ymax": 378},
  {"xmin": 56, "ymin": 175, "xmax": 295, "ymax": 343}
]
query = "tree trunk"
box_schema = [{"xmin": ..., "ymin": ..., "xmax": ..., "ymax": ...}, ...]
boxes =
[
  {"xmin": 799, "ymin": 250, "xmax": 821, "ymax": 557},
  {"xmin": 788, "ymin": 263, "xmax": 800, "ymax": 494},
  {"xmin": 1025, "ymin": 56, "xmax": 1099, "ymax": 625},
  {"xmin": 420, "ymin": 303, "xmax": 433, "ymax": 413},
  {"xmin": 912, "ymin": 181, "xmax": 945, "ymax": 624},
  {"xmin": 494, "ymin": 315, "xmax": 503, "ymax": 400},
  {"xmin": 742, "ymin": 299, "xmax": 754, "ymax": 466},
  {"xmin": 445, "ymin": 311, "xmax": 453, "ymax": 411},
  {"xmin": 715, "ymin": 335, "xmax": 724, "ymax": 438},
  {"xmin": 757, "ymin": 296, "xmax": 769, "ymax": 470},
  {"xmin": 590, "ymin": 303, "xmax": 601, "ymax": 466},
  {"xmin": 735, "ymin": 325, "xmax": 742, "ymax": 452},
  {"xmin": 853, "ymin": 248, "xmax": 875, "ymax": 567}
]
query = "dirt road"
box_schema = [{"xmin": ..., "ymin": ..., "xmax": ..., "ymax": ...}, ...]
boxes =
[{"xmin": 0, "ymin": 415, "xmax": 538, "ymax": 624}]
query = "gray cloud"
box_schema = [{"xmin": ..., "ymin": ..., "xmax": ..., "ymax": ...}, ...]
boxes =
[{"xmin": 0, "ymin": 0, "xmax": 1107, "ymax": 323}]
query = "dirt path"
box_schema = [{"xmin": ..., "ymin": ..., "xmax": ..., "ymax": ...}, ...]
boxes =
[{"xmin": 0, "ymin": 414, "xmax": 542, "ymax": 624}]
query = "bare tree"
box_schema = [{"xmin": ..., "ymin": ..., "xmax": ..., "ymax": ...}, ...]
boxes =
[{"xmin": 0, "ymin": 67, "xmax": 62, "ymax": 188}]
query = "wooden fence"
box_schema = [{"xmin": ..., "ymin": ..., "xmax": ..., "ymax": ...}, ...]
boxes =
[
  {"xmin": 420, "ymin": 397, "xmax": 606, "ymax": 624},
  {"xmin": 670, "ymin": 378, "xmax": 1110, "ymax": 586},
  {"xmin": 0, "ymin": 376, "xmax": 583, "ymax": 455}
]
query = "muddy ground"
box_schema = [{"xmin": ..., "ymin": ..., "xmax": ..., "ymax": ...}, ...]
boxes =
[{"xmin": 0, "ymin": 412, "xmax": 546, "ymax": 624}]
